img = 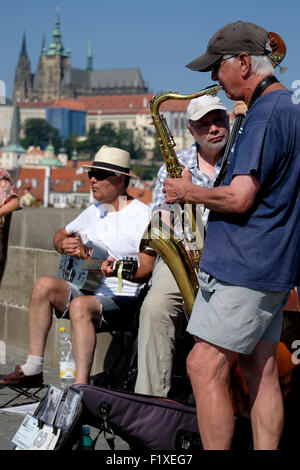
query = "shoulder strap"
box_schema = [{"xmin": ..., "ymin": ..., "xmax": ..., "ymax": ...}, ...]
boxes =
[{"xmin": 214, "ymin": 75, "xmax": 279, "ymax": 187}]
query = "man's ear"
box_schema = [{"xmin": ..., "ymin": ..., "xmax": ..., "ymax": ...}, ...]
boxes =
[
  {"xmin": 118, "ymin": 173, "xmax": 126, "ymax": 186},
  {"xmin": 238, "ymin": 52, "xmax": 252, "ymax": 78},
  {"xmin": 188, "ymin": 124, "xmax": 195, "ymax": 137}
]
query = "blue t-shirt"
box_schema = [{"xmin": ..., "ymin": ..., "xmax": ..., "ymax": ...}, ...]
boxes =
[{"xmin": 200, "ymin": 89, "xmax": 300, "ymax": 291}]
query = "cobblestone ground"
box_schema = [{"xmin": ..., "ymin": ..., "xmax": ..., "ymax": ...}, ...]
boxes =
[{"xmin": 0, "ymin": 345, "xmax": 130, "ymax": 451}]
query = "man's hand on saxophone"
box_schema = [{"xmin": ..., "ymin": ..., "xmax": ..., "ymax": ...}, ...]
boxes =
[{"xmin": 163, "ymin": 167, "xmax": 193, "ymax": 205}]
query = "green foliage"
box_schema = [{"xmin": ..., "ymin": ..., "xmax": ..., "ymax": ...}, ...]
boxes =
[
  {"xmin": 152, "ymin": 140, "xmax": 164, "ymax": 162},
  {"xmin": 79, "ymin": 123, "xmax": 146, "ymax": 159},
  {"xmin": 21, "ymin": 118, "xmax": 62, "ymax": 153},
  {"xmin": 20, "ymin": 119, "xmax": 148, "ymax": 161},
  {"xmin": 131, "ymin": 161, "xmax": 161, "ymax": 181}
]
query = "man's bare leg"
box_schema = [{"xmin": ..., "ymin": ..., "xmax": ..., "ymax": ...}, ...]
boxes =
[
  {"xmin": 238, "ymin": 339, "xmax": 284, "ymax": 450},
  {"xmin": 186, "ymin": 340, "xmax": 237, "ymax": 450},
  {"xmin": 68, "ymin": 295, "xmax": 102, "ymax": 384},
  {"xmin": 28, "ymin": 276, "xmax": 71, "ymax": 357}
]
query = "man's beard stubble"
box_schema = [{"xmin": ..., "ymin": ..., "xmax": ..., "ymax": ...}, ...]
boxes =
[{"xmin": 206, "ymin": 133, "xmax": 228, "ymax": 153}]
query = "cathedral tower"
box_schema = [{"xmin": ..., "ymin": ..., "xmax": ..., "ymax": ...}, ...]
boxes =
[
  {"xmin": 32, "ymin": 11, "xmax": 71, "ymax": 101},
  {"xmin": 13, "ymin": 33, "xmax": 32, "ymax": 101},
  {"xmin": 13, "ymin": 8, "xmax": 148, "ymax": 102}
]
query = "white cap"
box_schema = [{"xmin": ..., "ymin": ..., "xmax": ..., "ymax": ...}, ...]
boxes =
[{"xmin": 187, "ymin": 95, "xmax": 227, "ymax": 121}]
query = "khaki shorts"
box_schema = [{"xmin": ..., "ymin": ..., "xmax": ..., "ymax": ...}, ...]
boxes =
[
  {"xmin": 187, "ymin": 270, "xmax": 289, "ymax": 354},
  {"xmin": 54, "ymin": 282, "xmax": 139, "ymax": 332}
]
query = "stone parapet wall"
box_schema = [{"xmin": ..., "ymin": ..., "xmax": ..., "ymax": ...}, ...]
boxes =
[{"xmin": 0, "ymin": 207, "xmax": 111, "ymax": 374}]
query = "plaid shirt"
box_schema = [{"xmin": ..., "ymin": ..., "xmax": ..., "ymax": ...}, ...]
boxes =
[{"xmin": 152, "ymin": 142, "xmax": 222, "ymax": 227}]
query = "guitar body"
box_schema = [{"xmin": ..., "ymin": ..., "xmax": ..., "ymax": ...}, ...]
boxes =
[
  {"xmin": 58, "ymin": 255, "xmax": 103, "ymax": 293},
  {"xmin": 58, "ymin": 238, "xmax": 139, "ymax": 294}
]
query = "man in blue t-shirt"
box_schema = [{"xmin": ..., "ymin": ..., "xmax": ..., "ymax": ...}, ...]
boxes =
[{"xmin": 164, "ymin": 21, "xmax": 300, "ymax": 450}]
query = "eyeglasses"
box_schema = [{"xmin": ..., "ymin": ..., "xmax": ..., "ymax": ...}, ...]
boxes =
[
  {"xmin": 190, "ymin": 116, "xmax": 227, "ymax": 131},
  {"xmin": 211, "ymin": 55, "xmax": 236, "ymax": 74},
  {"xmin": 88, "ymin": 170, "xmax": 117, "ymax": 180}
]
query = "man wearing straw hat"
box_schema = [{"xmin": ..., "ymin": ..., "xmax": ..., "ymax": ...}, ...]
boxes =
[{"xmin": 0, "ymin": 146, "xmax": 154, "ymax": 386}]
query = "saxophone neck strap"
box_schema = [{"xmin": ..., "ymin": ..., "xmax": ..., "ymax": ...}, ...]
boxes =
[
  {"xmin": 214, "ymin": 75, "xmax": 279, "ymax": 188},
  {"xmin": 248, "ymin": 75, "xmax": 279, "ymax": 109}
]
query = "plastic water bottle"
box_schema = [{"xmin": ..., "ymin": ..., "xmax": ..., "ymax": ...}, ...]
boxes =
[
  {"xmin": 58, "ymin": 327, "xmax": 76, "ymax": 389},
  {"xmin": 82, "ymin": 426, "xmax": 93, "ymax": 450}
]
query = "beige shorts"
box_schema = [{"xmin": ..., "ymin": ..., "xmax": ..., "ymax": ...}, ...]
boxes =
[{"xmin": 187, "ymin": 270, "xmax": 289, "ymax": 354}]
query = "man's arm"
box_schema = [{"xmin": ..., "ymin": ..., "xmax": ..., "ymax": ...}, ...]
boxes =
[
  {"xmin": 53, "ymin": 228, "xmax": 82, "ymax": 257},
  {"xmin": 163, "ymin": 169, "xmax": 261, "ymax": 214},
  {"xmin": 101, "ymin": 249, "xmax": 156, "ymax": 283},
  {"xmin": 133, "ymin": 250, "xmax": 156, "ymax": 283}
]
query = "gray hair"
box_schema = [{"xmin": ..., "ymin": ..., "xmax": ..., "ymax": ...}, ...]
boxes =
[{"xmin": 223, "ymin": 54, "xmax": 274, "ymax": 76}]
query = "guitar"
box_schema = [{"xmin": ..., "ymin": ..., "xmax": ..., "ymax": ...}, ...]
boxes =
[{"xmin": 57, "ymin": 237, "xmax": 138, "ymax": 293}]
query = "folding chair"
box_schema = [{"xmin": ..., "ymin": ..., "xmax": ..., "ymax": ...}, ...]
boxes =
[
  {"xmin": 91, "ymin": 321, "xmax": 138, "ymax": 392},
  {"xmin": 0, "ymin": 383, "xmax": 47, "ymax": 409},
  {"xmin": 90, "ymin": 284, "xmax": 149, "ymax": 392}
]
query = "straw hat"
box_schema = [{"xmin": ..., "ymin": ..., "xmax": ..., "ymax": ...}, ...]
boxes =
[{"xmin": 81, "ymin": 145, "xmax": 137, "ymax": 178}]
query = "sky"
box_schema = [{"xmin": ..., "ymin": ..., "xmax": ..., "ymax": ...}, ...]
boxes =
[{"xmin": 1, "ymin": 0, "xmax": 299, "ymax": 111}]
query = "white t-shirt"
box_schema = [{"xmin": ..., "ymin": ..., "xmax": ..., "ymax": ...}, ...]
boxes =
[{"xmin": 65, "ymin": 198, "xmax": 151, "ymax": 297}]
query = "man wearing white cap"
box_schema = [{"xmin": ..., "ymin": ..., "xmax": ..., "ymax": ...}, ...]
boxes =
[
  {"xmin": 0, "ymin": 146, "xmax": 154, "ymax": 387},
  {"xmin": 135, "ymin": 95, "xmax": 246, "ymax": 398}
]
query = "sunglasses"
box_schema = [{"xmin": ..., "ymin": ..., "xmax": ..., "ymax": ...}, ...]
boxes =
[
  {"xmin": 88, "ymin": 170, "xmax": 117, "ymax": 180},
  {"xmin": 211, "ymin": 55, "xmax": 236, "ymax": 74}
]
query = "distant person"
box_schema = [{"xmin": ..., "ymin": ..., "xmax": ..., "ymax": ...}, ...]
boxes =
[{"xmin": 0, "ymin": 169, "xmax": 19, "ymax": 263}]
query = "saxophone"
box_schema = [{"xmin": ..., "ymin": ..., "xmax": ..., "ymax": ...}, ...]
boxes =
[{"xmin": 140, "ymin": 85, "xmax": 222, "ymax": 317}]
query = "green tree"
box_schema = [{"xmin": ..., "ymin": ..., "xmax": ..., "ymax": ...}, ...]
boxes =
[
  {"xmin": 79, "ymin": 123, "xmax": 146, "ymax": 160},
  {"xmin": 21, "ymin": 118, "xmax": 61, "ymax": 153},
  {"xmin": 152, "ymin": 140, "xmax": 164, "ymax": 162},
  {"xmin": 131, "ymin": 161, "xmax": 161, "ymax": 180}
]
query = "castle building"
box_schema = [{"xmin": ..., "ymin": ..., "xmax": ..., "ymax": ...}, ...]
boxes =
[{"xmin": 14, "ymin": 12, "xmax": 148, "ymax": 102}]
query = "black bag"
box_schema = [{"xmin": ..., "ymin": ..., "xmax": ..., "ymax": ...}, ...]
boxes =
[
  {"xmin": 32, "ymin": 386, "xmax": 84, "ymax": 451},
  {"xmin": 74, "ymin": 385, "xmax": 252, "ymax": 451}
]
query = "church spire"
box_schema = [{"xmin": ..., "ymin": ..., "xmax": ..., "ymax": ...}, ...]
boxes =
[
  {"xmin": 13, "ymin": 32, "xmax": 32, "ymax": 101},
  {"xmin": 48, "ymin": 6, "xmax": 64, "ymax": 55},
  {"xmin": 86, "ymin": 39, "xmax": 93, "ymax": 72},
  {"xmin": 41, "ymin": 35, "xmax": 47, "ymax": 56},
  {"xmin": 20, "ymin": 32, "xmax": 29, "ymax": 59}
]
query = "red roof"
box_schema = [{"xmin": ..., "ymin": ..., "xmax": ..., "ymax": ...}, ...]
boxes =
[
  {"xmin": 17, "ymin": 168, "xmax": 46, "ymax": 201},
  {"xmin": 127, "ymin": 187, "xmax": 152, "ymax": 205},
  {"xmin": 26, "ymin": 147, "xmax": 46, "ymax": 156},
  {"xmin": 16, "ymin": 167, "xmax": 152, "ymax": 204},
  {"xmin": 79, "ymin": 93, "xmax": 189, "ymax": 114},
  {"xmin": 17, "ymin": 93, "xmax": 191, "ymax": 116},
  {"xmin": 18, "ymin": 99, "xmax": 85, "ymax": 111},
  {"xmin": 48, "ymin": 98, "xmax": 86, "ymax": 111}
]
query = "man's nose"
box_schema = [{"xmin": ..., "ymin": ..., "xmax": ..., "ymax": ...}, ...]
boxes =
[{"xmin": 208, "ymin": 122, "xmax": 219, "ymax": 132}]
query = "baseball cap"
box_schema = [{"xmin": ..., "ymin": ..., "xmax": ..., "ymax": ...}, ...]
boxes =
[
  {"xmin": 186, "ymin": 21, "xmax": 269, "ymax": 72},
  {"xmin": 187, "ymin": 95, "xmax": 227, "ymax": 121}
]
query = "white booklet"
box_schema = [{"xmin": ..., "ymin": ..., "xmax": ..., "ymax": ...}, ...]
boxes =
[
  {"xmin": 12, "ymin": 385, "xmax": 63, "ymax": 450},
  {"xmin": 12, "ymin": 415, "xmax": 41, "ymax": 450},
  {"xmin": 12, "ymin": 385, "xmax": 82, "ymax": 450},
  {"xmin": 13, "ymin": 416, "xmax": 61, "ymax": 451}
]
